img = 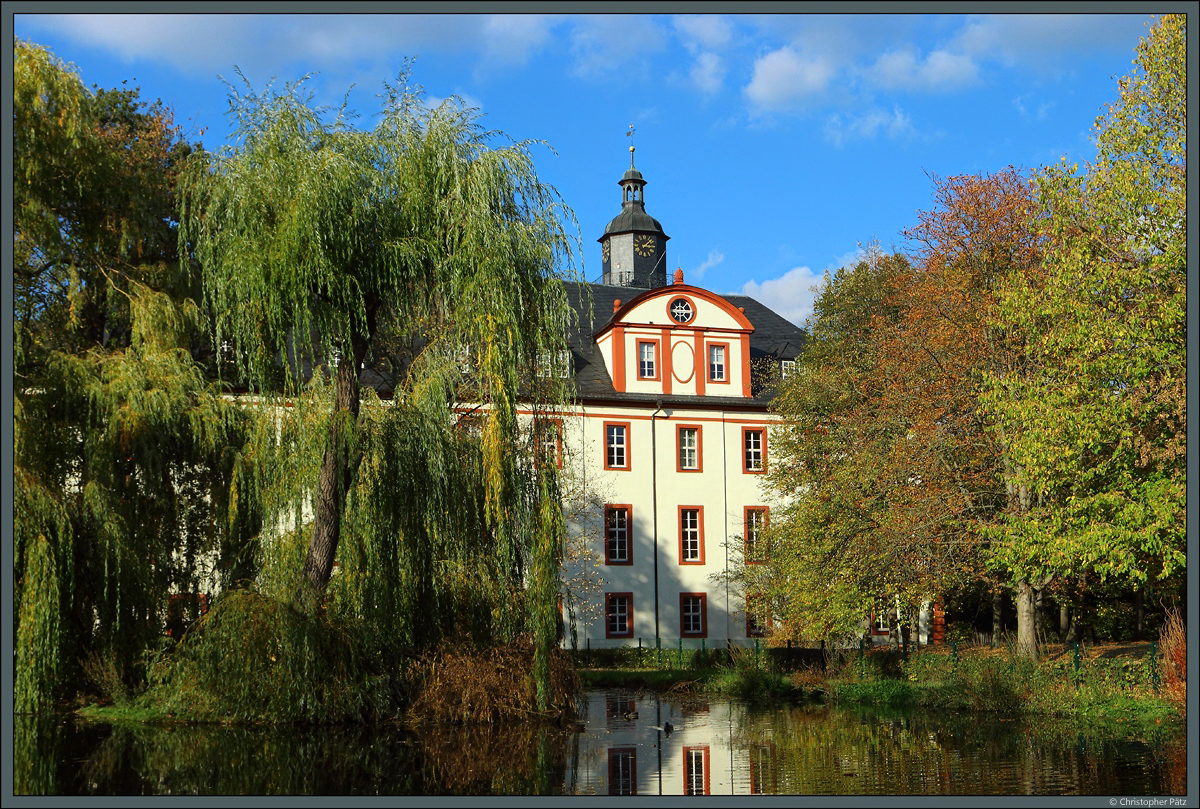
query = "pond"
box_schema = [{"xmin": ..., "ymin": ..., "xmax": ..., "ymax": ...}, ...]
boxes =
[{"xmin": 13, "ymin": 691, "xmax": 1184, "ymax": 796}]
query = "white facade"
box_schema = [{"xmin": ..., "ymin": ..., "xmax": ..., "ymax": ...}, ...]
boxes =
[{"xmin": 555, "ymin": 273, "xmax": 798, "ymax": 649}]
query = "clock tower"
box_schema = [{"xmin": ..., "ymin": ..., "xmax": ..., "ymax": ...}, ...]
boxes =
[{"xmin": 599, "ymin": 141, "xmax": 669, "ymax": 288}]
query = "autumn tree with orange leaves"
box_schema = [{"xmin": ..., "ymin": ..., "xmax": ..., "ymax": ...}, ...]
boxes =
[{"xmin": 755, "ymin": 170, "xmax": 1042, "ymax": 644}]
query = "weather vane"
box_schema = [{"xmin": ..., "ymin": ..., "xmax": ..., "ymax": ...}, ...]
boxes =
[{"xmin": 626, "ymin": 123, "xmax": 635, "ymax": 166}]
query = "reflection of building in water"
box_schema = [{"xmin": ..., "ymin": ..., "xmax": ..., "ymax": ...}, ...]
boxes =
[
  {"xmin": 607, "ymin": 748, "xmax": 637, "ymax": 796},
  {"xmin": 570, "ymin": 691, "xmax": 767, "ymax": 796}
]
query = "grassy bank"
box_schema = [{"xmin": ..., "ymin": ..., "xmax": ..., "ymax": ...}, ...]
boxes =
[{"xmin": 577, "ymin": 641, "xmax": 1183, "ymax": 728}]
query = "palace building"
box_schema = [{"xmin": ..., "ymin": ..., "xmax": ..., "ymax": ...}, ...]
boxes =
[{"xmin": 554, "ymin": 144, "xmax": 804, "ymax": 648}]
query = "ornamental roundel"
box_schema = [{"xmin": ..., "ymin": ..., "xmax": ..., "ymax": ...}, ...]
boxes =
[{"xmin": 668, "ymin": 296, "xmax": 695, "ymax": 325}]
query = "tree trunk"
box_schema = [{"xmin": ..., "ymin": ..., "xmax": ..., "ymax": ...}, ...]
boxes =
[
  {"xmin": 296, "ymin": 324, "xmax": 373, "ymax": 609},
  {"xmin": 991, "ymin": 590, "xmax": 1004, "ymax": 647},
  {"xmin": 1059, "ymin": 603, "xmax": 1070, "ymax": 642},
  {"xmin": 1015, "ymin": 578, "xmax": 1038, "ymax": 661}
]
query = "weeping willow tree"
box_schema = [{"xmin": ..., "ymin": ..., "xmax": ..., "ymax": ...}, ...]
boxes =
[
  {"xmin": 178, "ymin": 71, "xmax": 580, "ymax": 712},
  {"xmin": 14, "ymin": 40, "xmax": 247, "ymax": 713}
]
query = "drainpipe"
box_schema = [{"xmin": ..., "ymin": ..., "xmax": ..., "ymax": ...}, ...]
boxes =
[
  {"xmin": 650, "ymin": 399, "xmax": 663, "ymax": 644},
  {"xmin": 722, "ymin": 412, "xmax": 730, "ymax": 643}
]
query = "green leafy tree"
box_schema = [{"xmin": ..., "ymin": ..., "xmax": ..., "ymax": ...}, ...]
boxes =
[
  {"xmin": 179, "ymin": 73, "xmax": 580, "ymax": 709},
  {"xmin": 981, "ymin": 15, "xmax": 1186, "ymax": 657},
  {"xmin": 761, "ymin": 172, "xmax": 1040, "ymax": 645},
  {"xmin": 14, "ymin": 41, "xmax": 244, "ymax": 712}
]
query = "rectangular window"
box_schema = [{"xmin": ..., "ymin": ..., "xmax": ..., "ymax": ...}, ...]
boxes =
[
  {"xmin": 707, "ymin": 343, "xmax": 727, "ymax": 382},
  {"xmin": 604, "ymin": 505, "xmax": 632, "ymax": 565},
  {"xmin": 678, "ymin": 506, "xmax": 705, "ymax": 564},
  {"xmin": 608, "ymin": 748, "xmax": 637, "ymax": 796},
  {"xmin": 749, "ymin": 745, "xmax": 775, "ymax": 795},
  {"xmin": 677, "ymin": 425, "xmax": 702, "ymax": 472},
  {"xmin": 604, "ymin": 421, "xmax": 630, "ymax": 470},
  {"xmin": 535, "ymin": 419, "xmax": 563, "ymax": 468},
  {"xmin": 606, "ymin": 592, "xmax": 633, "ymax": 638},
  {"xmin": 537, "ymin": 349, "xmax": 572, "ymax": 378},
  {"xmin": 637, "ymin": 340, "xmax": 658, "ymax": 379},
  {"xmin": 744, "ymin": 507, "xmax": 768, "ymax": 564},
  {"xmin": 680, "ymin": 592, "xmax": 707, "ymax": 637},
  {"xmin": 746, "ymin": 595, "xmax": 768, "ymax": 637},
  {"xmin": 743, "ymin": 427, "xmax": 765, "ymax": 473},
  {"xmin": 781, "ymin": 359, "xmax": 796, "ymax": 379},
  {"xmin": 683, "ymin": 747, "xmax": 710, "ymax": 795}
]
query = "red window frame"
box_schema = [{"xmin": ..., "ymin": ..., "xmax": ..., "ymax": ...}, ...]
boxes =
[
  {"xmin": 746, "ymin": 595, "xmax": 768, "ymax": 637},
  {"xmin": 742, "ymin": 426, "xmax": 766, "ymax": 474},
  {"xmin": 608, "ymin": 747, "xmax": 637, "ymax": 795},
  {"xmin": 683, "ymin": 746, "xmax": 711, "ymax": 795},
  {"xmin": 603, "ymin": 421, "xmax": 631, "ymax": 471},
  {"xmin": 743, "ymin": 506, "xmax": 768, "ymax": 565},
  {"xmin": 604, "ymin": 504, "xmax": 633, "ymax": 566},
  {"xmin": 680, "ymin": 592, "xmax": 708, "ymax": 638},
  {"xmin": 706, "ymin": 341, "xmax": 731, "ymax": 384},
  {"xmin": 676, "ymin": 424, "xmax": 703, "ymax": 472},
  {"xmin": 605, "ymin": 592, "xmax": 634, "ymax": 639},
  {"xmin": 678, "ymin": 506, "xmax": 705, "ymax": 565},
  {"xmin": 636, "ymin": 339, "xmax": 660, "ymax": 380}
]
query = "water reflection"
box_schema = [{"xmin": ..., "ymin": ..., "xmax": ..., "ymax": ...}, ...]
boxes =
[
  {"xmin": 567, "ymin": 692, "xmax": 1185, "ymax": 796},
  {"xmin": 14, "ymin": 694, "xmax": 1184, "ymax": 796}
]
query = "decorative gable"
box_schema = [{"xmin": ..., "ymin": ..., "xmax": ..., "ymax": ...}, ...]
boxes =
[{"xmin": 594, "ymin": 270, "xmax": 754, "ymax": 398}]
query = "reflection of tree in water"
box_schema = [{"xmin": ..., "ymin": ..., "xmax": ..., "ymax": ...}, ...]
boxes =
[
  {"xmin": 13, "ymin": 709, "xmax": 1182, "ymax": 796},
  {"xmin": 14, "ymin": 714, "xmax": 572, "ymax": 796},
  {"xmin": 728, "ymin": 704, "xmax": 1185, "ymax": 795}
]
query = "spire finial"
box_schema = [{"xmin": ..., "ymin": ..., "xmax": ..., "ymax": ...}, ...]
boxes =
[{"xmin": 626, "ymin": 123, "xmax": 635, "ymax": 167}]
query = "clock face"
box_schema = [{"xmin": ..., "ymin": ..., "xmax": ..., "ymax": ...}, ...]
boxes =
[
  {"xmin": 601, "ymin": 239, "xmax": 610, "ymax": 262},
  {"xmin": 634, "ymin": 235, "xmax": 655, "ymax": 257},
  {"xmin": 669, "ymin": 298, "xmax": 694, "ymax": 324}
]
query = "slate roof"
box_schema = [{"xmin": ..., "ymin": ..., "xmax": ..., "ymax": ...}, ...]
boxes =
[{"xmin": 561, "ymin": 281, "xmax": 805, "ymax": 409}]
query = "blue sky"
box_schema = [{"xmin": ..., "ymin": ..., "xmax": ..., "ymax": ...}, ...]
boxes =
[{"xmin": 13, "ymin": 11, "xmax": 1158, "ymax": 326}]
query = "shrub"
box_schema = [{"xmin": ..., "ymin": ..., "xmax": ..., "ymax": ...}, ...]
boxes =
[
  {"xmin": 405, "ymin": 637, "xmax": 578, "ymax": 724},
  {"xmin": 1158, "ymin": 607, "xmax": 1185, "ymax": 715},
  {"xmin": 147, "ymin": 590, "xmax": 397, "ymax": 723}
]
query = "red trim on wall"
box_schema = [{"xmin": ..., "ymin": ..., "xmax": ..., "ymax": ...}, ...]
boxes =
[
  {"xmin": 611, "ymin": 326, "xmax": 626, "ymax": 392},
  {"xmin": 661, "ymin": 327, "xmax": 673, "ymax": 395},
  {"xmin": 740, "ymin": 332, "xmax": 752, "ymax": 398}
]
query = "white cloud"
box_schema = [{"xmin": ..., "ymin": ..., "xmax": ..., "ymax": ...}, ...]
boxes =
[
  {"xmin": 952, "ymin": 14, "xmax": 1150, "ymax": 71},
  {"xmin": 744, "ymin": 46, "xmax": 835, "ymax": 110},
  {"xmin": 479, "ymin": 15, "xmax": 555, "ymax": 66},
  {"xmin": 567, "ymin": 15, "xmax": 666, "ymax": 78},
  {"xmin": 673, "ymin": 15, "xmax": 733, "ymax": 52},
  {"xmin": 867, "ymin": 47, "xmax": 978, "ymax": 92},
  {"xmin": 740, "ymin": 265, "xmax": 825, "ymax": 327},
  {"xmin": 690, "ymin": 249, "xmax": 725, "ymax": 281},
  {"xmin": 19, "ymin": 14, "xmax": 556, "ymax": 78},
  {"xmin": 689, "ymin": 52, "xmax": 726, "ymax": 95},
  {"xmin": 823, "ymin": 105, "xmax": 913, "ymax": 147}
]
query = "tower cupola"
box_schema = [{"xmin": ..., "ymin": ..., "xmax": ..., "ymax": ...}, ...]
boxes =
[{"xmin": 600, "ymin": 134, "xmax": 669, "ymax": 288}]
